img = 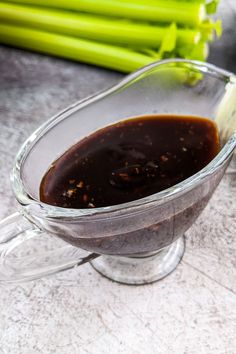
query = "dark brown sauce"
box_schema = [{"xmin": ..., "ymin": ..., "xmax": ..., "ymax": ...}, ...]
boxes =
[{"xmin": 40, "ymin": 115, "xmax": 220, "ymax": 209}]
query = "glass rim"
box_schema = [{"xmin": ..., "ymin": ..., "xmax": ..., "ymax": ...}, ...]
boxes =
[{"xmin": 11, "ymin": 59, "xmax": 236, "ymax": 219}]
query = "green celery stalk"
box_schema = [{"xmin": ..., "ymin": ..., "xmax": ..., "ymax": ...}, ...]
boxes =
[
  {"xmin": 0, "ymin": 2, "xmax": 201, "ymax": 48},
  {"xmin": 189, "ymin": 42, "xmax": 209, "ymax": 61},
  {"xmin": 177, "ymin": 41, "xmax": 209, "ymax": 61},
  {"xmin": 206, "ymin": 0, "xmax": 220, "ymax": 14},
  {"xmin": 0, "ymin": 23, "xmax": 154, "ymax": 72},
  {"xmin": 143, "ymin": 23, "xmax": 177, "ymax": 59},
  {"xmin": 200, "ymin": 19, "xmax": 222, "ymax": 41},
  {"xmin": 169, "ymin": 0, "xmax": 220, "ymax": 14},
  {"xmin": 2, "ymin": 0, "xmax": 206, "ymax": 27}
]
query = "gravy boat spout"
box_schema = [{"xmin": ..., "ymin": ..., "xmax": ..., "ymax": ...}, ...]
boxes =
[{"xmin": 0, "ymin": 59, "xmax": 236, "ymax": 285}]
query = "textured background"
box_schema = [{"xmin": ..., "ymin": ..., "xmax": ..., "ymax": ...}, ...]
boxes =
[{"xmin": 0, "ymin": 1, "xmax": 236, "ymax": 353}]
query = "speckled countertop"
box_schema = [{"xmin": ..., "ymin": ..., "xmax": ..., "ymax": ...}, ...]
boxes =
[{"xmin": 0, "ymin": 1, "xmax": 236, "ymax": 353}]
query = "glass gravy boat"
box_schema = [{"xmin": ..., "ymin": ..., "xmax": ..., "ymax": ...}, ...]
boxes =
[{"xmin": 0, "ymin": 59, "xmax": 236, "ymax": 285}]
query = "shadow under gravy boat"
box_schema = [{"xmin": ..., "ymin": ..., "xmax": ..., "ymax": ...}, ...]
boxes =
[{"xmin": 0, "ymin": 59, "xmax": 236, "ymax": 285}]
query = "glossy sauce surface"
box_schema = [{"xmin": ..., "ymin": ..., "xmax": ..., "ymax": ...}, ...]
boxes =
[{"xmin": 40, "ymin": 115, "xmax": 220, "ymax": 208}]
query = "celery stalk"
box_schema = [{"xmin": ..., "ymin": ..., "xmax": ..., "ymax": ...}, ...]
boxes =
[
  {"xmin": 200, "ymin": 19, "xmax": 222, "ymax": 41},
  {"xmin": 206, "ymin": 0, "xmax": 220, "ymax": 14},
  {"xmin": 189, "ymin": 42, "xmax": 209, "ymax": 61},
  {"xmin": 2, "ymin": 0, "xmax": 206, "ymax": 26},
  {"xmin": 0, "ymin": 2, "xmax": 201, "ymax": 48},
  {"xmin": 0, "ymin": 23, "xmax": 154, "ymax": 72},
  {"xmin": 177, "ymin": 42, "xmax": 209, "ymax": 61},
  {"xmin": 143, "ymin": 23, "xmax": 177, "ymax": 59}
]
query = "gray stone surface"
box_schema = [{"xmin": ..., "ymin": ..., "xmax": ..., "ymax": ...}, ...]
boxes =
[{"xmin": 0, "ymin": 1, "xmax": 236, "ymax": 353}]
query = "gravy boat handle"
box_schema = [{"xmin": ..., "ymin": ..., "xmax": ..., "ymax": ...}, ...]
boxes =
[{"xmin": 0, "ymin": 212, "xmax": 99, "ymax": 284}]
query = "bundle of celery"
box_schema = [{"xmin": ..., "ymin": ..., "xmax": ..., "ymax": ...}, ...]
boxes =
[{"xmin": 0, "ymin": 0, "xmax": 221, "ymax": 72}]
